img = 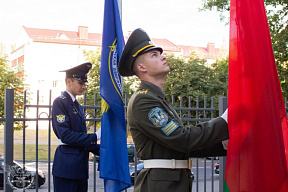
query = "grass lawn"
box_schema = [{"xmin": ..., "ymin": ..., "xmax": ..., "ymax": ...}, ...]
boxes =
[
  {"xmin": 0, "ymin": 128, "xmax": 59, "ymax": 141},
  {"xmin": 0, "ymin": 143, "xmax": 58, "ymax": 160},
  {"xmin": 0, "ymin": 127, "xmax": 59, "ymax": 160}
]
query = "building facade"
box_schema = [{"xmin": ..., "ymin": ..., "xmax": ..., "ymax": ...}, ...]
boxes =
[
  {"xmin": 11, "ymin": 26, "xmax": 101, "ymax": 104},
  {"xmin": 10, "ymin": 26, "xmax": 227, "ymax": 128}
]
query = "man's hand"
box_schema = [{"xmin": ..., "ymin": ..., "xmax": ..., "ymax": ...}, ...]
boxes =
[
  {"xmin": 96, "ymin": 127, "xmax": 101, "ymax": 140},
  {"xmin": 222, "ymin": 140, "xmax": 228, "ymax": 150},
  {"xmin": 221, "ymin": 109, "xmax": 228, "ymax": 149},
  {"xmin": 221, "ymin": 109, "xmax": 228, "ymax": 123}
]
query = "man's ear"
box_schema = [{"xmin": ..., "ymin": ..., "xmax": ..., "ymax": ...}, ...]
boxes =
[
  {"xmin": 137, "ymin": 63, "xmax": 146, "ymax": 72},
  {"xmin": 66, "ymin": 78, "xmax": 73, "ymax": 85}
]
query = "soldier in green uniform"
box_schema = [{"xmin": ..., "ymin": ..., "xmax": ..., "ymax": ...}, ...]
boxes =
[{"xmin": 118, "ymin": 28, "xmax": 229, "ymax": 192}]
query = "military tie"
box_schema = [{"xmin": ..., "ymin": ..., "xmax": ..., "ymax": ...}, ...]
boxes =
[{"xmin": 74, "ymin": 100, "xmax": 80, "ymax": 111}]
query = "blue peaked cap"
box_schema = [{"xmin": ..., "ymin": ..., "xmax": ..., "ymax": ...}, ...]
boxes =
[{"xmin": 60, "ymin": 62, "xmax": 92, "ymax": 82}]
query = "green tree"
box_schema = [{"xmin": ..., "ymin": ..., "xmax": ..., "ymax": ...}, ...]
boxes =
[
  {"xmin": 81, "ymin": 49, "xmax": 102, "ymax": 129},
  {"xmin": 84, "ymin": 49, "xmax": 139, "ymax": 103},
  {"xmin": 82, "ymin": 50, "xmax": 228, "ymax": 122},
  {"xmin": 202, "ymin": 0, "xmax": 288, "ymax": 97},
  {"xmin": 84, "ymin": 48, "xmax": 101, "ymax": 99},
  {"xmin": 211, "ymin": 57, "xmax": 229, "ymax": 95},
  {"xmin": 164, "ymin": 55, "xmax": 227, "ymax": 107},
  {"xmin": 0, "ymin": 54, "xmax": 25, "ymax": 130},
  {"xmin": 82, "ymin": 49, "xmax": 137, "ymax": 128},
  {"xmin": 122, "ymin": 76, "xmax": 140, "ymax": 96}
]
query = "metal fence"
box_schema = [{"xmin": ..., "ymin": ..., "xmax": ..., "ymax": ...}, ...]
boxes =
[{"xmin": 0, "ymin": 89, "xmax": 228, "ymax": 192}]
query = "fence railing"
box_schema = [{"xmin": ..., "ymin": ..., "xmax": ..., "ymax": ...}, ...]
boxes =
[{"xmin": 1, "ymin": 89, "xmax": 228, "ymax": 192}]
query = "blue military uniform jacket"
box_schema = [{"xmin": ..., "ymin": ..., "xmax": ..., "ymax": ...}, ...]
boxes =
[{"xmin": 52, "ymin": 91, "xmax": 100, "ymax": 179}]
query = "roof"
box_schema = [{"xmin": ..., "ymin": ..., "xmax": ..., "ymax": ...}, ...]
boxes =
[
  {"xmin": 22, "ymin": 26, "xmax": 102, "ymax": 46},
  {"xmin": 151, "ymin": 38, "xmax": 181, "ymax": 53},
  {"xmin": 178, "ymin": 44, "xmax": 221, "ymax": 59},
  {"xmin": 21, "ymin": 26, "xmax": 225, "ymax": 59},
  {"xmin": 22, "ymin": 26, "xmax": 182, "ymax": 52}
]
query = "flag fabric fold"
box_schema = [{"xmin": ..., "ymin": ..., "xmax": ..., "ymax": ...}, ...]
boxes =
[
  {"xmin": 99, "ymin": 0, "xmax": 131, "ymax": 191},
  {"xmin": 226, "ymin": 0, "xmax": 288, "ymax": 191}
]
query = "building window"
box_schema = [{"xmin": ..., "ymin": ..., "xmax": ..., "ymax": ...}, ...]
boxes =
[
  {"xmin": 38, "ymin": 80, "xmax": 45, "ymax": 87},
  {"xmin": 53, "ymin": 80, "xmax": 62, "ymax": 88}
]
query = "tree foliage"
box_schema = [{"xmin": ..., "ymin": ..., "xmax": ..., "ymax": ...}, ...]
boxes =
[
  {"xmin": 164, "ymin": 55, "xmax": 227, "ymax": 107},
  {"xmin": 0, "ymin": 54, "xmax": 25, "ymax": 129},
  {"xmin": 201, "ymin": 0, "xmax": 288, "ymax": 97},
  {"xmin": 80, "ymin": 49, "xmax": 102, "ymax": 128},
  {"xmin": 211, "ymin": 57, "xmax": 229, "ymax": 84},
  {"xmin": 84, "ymin": 49, "xmax": 140, "ymax": 103},
  {"xmin": 82, "ymin": 49, "xmax": 229, "ymax": 117},
  {"xmin": 122, "ymin": 76, "xmax": 140, "ymax": 96},
  {"xmin": 83, "ymin": 49, "xmax": 140, "ymax": 128},
  {"xmin": 84, "ymin": 48, "xmax": 101, "ymax": 99}
]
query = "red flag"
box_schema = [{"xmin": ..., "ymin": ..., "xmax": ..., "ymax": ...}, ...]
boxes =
[{"xmin": 226, "ymin": 0, "xmax": 288, "ymax": 191}]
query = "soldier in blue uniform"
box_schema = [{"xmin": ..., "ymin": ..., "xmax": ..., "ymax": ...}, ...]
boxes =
[{"xmin": 52, "ymin": 62, "xmax": 101, "ymax": 192}]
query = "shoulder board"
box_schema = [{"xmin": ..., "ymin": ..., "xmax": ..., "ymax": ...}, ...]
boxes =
[
  {"xmin": 59, "ymin": 95, "xmax": 66, "ymax": 99},
  {"xmin": 137, "ymin": 89, "xmax": 148, "ymax": 95}
]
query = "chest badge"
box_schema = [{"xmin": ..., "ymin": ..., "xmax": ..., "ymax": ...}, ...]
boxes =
[
  {"xmin": 73, "ymin": 107, "xmax": 78, "ymax": 114},
  {"xmin": 148, "ymin": 107, "xmax": 168, "ymax": 127},
  {"xmin": 56, "ymin": 115, "xmax": 65, "ymax": 123}
]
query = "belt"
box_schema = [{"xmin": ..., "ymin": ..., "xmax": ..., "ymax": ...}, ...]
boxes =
[
  {"xmin": 58, "ymin": 140, "xmax": 87, "ymax": 150},
  {"xmin": 143, "ymin": 159, "xmax": 190, "ymax": 169},
  {"xmin": 58, "ymin": 139, "xmax": 67, "ymax": 145}
]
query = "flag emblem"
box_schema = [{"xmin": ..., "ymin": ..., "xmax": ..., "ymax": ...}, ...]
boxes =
[{"xmin": 109, "ymin": 40, "xmax": 122, "ymax": 94}]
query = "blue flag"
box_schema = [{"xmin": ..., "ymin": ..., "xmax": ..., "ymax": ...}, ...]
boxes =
[{"xmin": 99, "ymin": 0, "xmax": 131, "ymax": 191}]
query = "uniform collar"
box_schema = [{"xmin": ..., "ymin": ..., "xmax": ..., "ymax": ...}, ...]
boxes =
[
  {"xmin": 139, "ymin": 81, "xmax": 166, "ymax": 99},
  {"xmin": 65, "ymin": 91, "xmax": 76, "ymax": 102}
]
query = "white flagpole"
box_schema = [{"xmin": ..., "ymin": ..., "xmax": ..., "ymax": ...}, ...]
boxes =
[{"xmin": 117, "ymin": 0, "xmax": 122, "ymax": 20}]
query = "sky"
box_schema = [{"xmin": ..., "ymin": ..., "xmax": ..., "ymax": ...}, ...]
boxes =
[{"xmin": 0, "ymin": 0, "xmax": 229, "ymax": 54}]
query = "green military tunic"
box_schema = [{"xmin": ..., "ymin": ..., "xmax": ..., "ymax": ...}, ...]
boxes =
[{"xmin": 127, "ymin": 81, "xmax": 229, "ymax": 192}]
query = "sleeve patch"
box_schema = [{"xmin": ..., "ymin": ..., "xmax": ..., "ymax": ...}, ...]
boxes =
[
  {"xmin": 161, "ymin": 120, "xmax": 179, "ymax": 136},
  {"xmin": 148, "ymin": 107, "xmax": 168, "ymax": 127},
  {"xmin": 56, "ymin": 115, "xmax": 66, "ymax": 123}
]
